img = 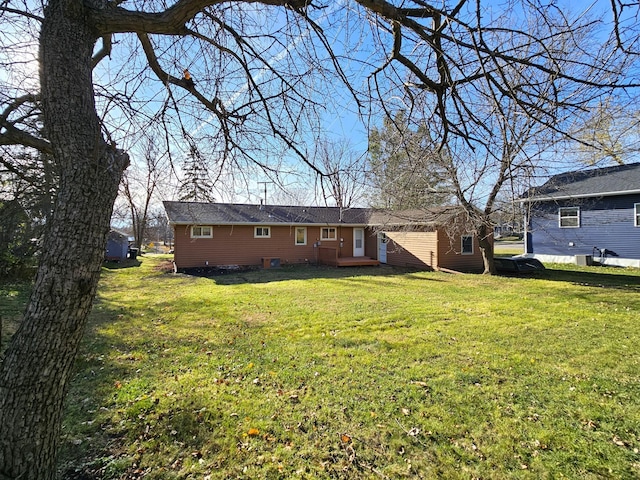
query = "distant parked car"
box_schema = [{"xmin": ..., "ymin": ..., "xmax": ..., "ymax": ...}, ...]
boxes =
[{"xmin": 494, "ymin": 257, "xmax": 545, "ymax": 274}]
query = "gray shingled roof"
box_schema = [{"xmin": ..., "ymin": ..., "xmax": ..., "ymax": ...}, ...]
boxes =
[
  {"xmin": 163, "ymin": 201, "xmax": 459, "ymax": 227},
  {"xmin": 524, "ymin": 162, "xmax": 640, "ymax": 201},
  {"xmin": 163, "ymin": 202, "xmax": 372, "ymax": 225}
]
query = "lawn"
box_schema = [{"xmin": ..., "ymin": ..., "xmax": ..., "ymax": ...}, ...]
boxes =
[{"xmin": 3, "ymin": 255, "xmax": 640, "ymax": 479}]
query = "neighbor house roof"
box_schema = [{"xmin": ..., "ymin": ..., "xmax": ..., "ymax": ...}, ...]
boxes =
[
  {"xmin": 108, "ymin": 229, "xmax": 129, "ymax": 239},
  {"xmin": 522, "ymin": 162, "xmax": 640, "ymax": 202},
  {"xmin": 163, "ymin": 201, "xmax": 461, "ymax": 228}
]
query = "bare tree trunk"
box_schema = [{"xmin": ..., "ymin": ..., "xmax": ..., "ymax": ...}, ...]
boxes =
[
  {"xmin": 477, "ymin": 222, "xmax": 496, "ymax": 275},
  {"xmin": 0, "ymin": 0, "xmax": 128, "ymax": 478}
]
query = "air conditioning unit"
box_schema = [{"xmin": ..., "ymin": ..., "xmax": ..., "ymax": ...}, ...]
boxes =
[{"xmin": 575, "ymin": 254, "xmax": 592, "ymax": 266}]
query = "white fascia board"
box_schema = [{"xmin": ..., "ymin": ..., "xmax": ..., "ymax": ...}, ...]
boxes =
[
  {"xmin": 169, "ymin": 221, "xmax": 368, "ymax": 227},
  {"xmin": 519, "ymin": 188, "xmax": 640, "ymax": 203}
]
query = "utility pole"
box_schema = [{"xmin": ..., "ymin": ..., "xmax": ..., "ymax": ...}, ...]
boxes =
[{"xmin": 257, "ymin": 181, "xmax": 273, "ymax": 205}]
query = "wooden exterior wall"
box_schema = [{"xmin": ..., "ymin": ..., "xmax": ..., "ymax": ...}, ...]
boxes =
[
  {"xmin": 172, "ymin": 224, "xmax": 373, "ymax": 269},
  {"xmin": 365, "ymin": 228, "xmax": 379, "ymax": 259},
  {"xmin": 436, "ymin": 230, "xmax": 485, "ymax": 273},
  {"xmin": 382, "ymin": 230, "xmax": 486, "ymax": 273},
  {"xmin": 384, "ymin": 231, "xmax": 439, "ymax": 269},
  {"xmin": 172, "ymin": 222, "xmax": 487, "ymax": 272}
]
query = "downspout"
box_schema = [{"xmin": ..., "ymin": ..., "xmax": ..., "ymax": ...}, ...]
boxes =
[
  {"xmin": 523, "ymin": 206, "xmax": 532, "ymax": 255},
  {"xmin": 435, "ymin": 228, "xmax": 439, "ymax": 270}
]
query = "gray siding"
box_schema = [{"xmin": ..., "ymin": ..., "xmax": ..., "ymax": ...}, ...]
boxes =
[{"xmin": 529, "ymin": 194, "xmax": 640, "ymax": 259}]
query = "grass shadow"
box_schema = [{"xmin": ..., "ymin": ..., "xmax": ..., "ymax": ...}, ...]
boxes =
[
  {"xmin": 103, "ymin": 259, "xmax": 142, "ymax": 270},
  {"xmin": 179, "ymin": 263, "xmax": 443, "ymax": 285},
  {"xmin": 538, "ymin": 266, "xmax": 640, "ymax": 292}
]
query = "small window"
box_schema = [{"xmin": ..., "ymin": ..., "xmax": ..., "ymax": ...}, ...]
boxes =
[
  {"xmin": 191, "ymin": 225, "xmax": 212, "ymax": 238},
  {"xmin": 254, "ymin": 226, "xmax": 271, "ymax": 238},
  {"xmin": 559, "ymin": 207, "xmax": 580, "ymax": 228},
  {"xmin": 295, "ymin": 227, "xmax": 307, "ymax": 245},
  {"xmin": 635, "ymin": 203, "xmax": 640, "ymax": 227},
  {"xmin": 321, "ymin": 227, "xmax": 337, "ymax": 241},
  {"xmin": 461, "ymin": 235, "xmax": 473, "ymax": 255}
]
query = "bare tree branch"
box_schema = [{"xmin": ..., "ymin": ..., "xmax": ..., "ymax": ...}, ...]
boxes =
[
  {"xmin": 91, "ymin": 0, "xmax": 311, "ymax": 35},
  {"xmin": 0, "ymin": 94, "xmax": 52, "ymax": 153}
]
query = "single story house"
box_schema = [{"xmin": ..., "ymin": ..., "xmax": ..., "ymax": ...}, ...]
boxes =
[
  {"xmin": 105, "ymin": 229, "xmax": 129, "ymax": 261},
  {"xmin": 163, "ymin": 201, "xmax": 488, "ymax": 272},
  {"xmin": 520, "ymin": 162, "xmax": 640, "ymax": 268}
]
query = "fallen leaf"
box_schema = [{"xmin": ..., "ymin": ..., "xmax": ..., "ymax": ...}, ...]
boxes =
[{"xmin": 248, "ymin": 428, "xmax": 260, "ymax": 436}]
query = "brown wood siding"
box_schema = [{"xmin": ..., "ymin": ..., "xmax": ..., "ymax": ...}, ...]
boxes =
[
  {"xmin": 365, "ymin": 228, "xmax": 378, "ymax": 259},
  {"xmin": 337, "ymin": 226, "xmax": 353, "ymax": 257},
  {"xmin": 318, "ymin": 246, "xmax": 338, "ymax": 266},
  {"xmin": 384, "ymin": 231, "xmax": 439, "ymax": 269},
  {"xmin": 173, "ymin": 225, "xmax": 364, "ymax": 268},
  {"xmin": 436, "ymin": 231, "xmax": 486, "ymax": 273}
]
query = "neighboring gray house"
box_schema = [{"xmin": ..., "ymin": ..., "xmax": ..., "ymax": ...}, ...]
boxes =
[
  {"xmin": 105, "ymin": 229, "xmax": 129, "ymax": 261},
  {"xmin": 521, "ymin": 162, "xmax": 640, "ymax": 267}
]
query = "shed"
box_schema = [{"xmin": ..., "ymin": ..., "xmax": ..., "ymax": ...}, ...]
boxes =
[{"xmin": 105, "ymin": 229, "xmax": 129, "ymax": 261}]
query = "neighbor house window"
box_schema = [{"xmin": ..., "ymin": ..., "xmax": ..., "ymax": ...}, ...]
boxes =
[
  {"xmin": 461, "ymin": 235, "xmax": 473, "ymax": 255},
  {"xmin": 191, "ymin": 225, "xmax": 213, "ymax": 238},
  {"xmin": 559, "ymin": 207, "xmax": 580, "ymax": 228},
  {"xmin": 635, "ymin": 203, "xmax": 640, "ymax": 227},
  {"xmin": 321, "ymin": 227, "xmax": 337, "ymax": 241},
  {"xmin": 295, "ymin": 227, "xmax": 307, "ymax": 245},
  {"xmin": 254, "ymin": 226, "xmax": 271, "ymax": 238}
]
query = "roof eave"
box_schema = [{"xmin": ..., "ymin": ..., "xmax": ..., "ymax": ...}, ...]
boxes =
[
  {"xmin": 168, "ymin": 221, "xmax": 370, "ymax": 227},
  {"xmin": 519, "ymin": 188, "xmax": 640, "ymax": 203}
]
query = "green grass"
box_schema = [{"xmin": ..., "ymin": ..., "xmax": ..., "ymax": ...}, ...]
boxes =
[
  {"xmin": 4, "ymin": 255, "xmax": 640, "ymax": 478},
  {"xmin": 0, "ymin": 280, "xmax": 31, "ymax": 353}
]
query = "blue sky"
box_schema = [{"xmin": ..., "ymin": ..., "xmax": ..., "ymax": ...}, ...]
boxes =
[{"xmin": 3, "ymin": 0, "xmax": 637, "ymax": 210}]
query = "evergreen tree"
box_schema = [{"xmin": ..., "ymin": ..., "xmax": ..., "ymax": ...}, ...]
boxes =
[
  {"xmin": 178, "ymin": 149, "xmax": 215, "ymax": 203},
  {"xmin": 368, "ymin": 111, "xmax": 450, "ymax": 210}
]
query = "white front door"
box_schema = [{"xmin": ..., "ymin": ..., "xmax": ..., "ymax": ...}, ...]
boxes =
[
  {"xmin": 378, "ymin": 233, "xmax": 387, "ymax": 263},
  {"xmin": 353, "ymin": 228, "xmax": 365, "ymax": 257}
]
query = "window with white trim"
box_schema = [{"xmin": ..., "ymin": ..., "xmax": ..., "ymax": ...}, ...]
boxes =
[
  {"xmin": 321, "ymin": 227, "xmax": 337, "ymax": 241},
  {"xmin": 559, "ymin": 207, "xmax": 580, "ymax": 228},
  {"xmin": 191, "ymin": 225, "xmax": 213, "ymax": 238},
  {"xmin": 461, "ymin": 235, "xmax": 473, "ymax": 255},
  {"xmin": 254, "ymin": 226, "xmax": 271, "ymax": 238},
  {"xmin": 295, "ymin": 227, "xmax": 307, "ymax": 245},
  {"xmin": 635, "ymin": 203, "xmax": 640, "ymax": 227}
]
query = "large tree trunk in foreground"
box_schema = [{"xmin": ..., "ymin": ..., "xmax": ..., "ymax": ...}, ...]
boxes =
[
  {"xmin": 0, "ymin": 1, "xmax": 128, "ymax": 478},
  {"xmin": 477, "ymin": 222, "xmax": 496, "ymax": 275}
]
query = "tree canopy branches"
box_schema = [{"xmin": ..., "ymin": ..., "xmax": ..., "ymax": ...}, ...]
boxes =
[
  {"xmin": 356, "ymin": 0, "xmax": 639, "ymax": 147},
  {"xmin": 1, "ymin": 1, "xmax": 640, "ymax": 476}
]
